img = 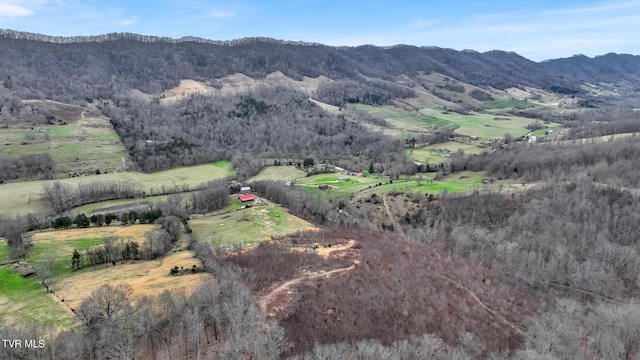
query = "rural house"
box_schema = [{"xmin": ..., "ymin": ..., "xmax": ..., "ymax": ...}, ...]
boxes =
[{"xmin": 240, "ymin": 186, "xmax": 252, "ymax": 194}]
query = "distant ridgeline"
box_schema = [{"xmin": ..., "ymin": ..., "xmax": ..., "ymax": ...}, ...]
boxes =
[
  {"xmin": 0, "ymin": 28, "xmax": 323, "ymax": 47},
  {"xmin": 0, "ymin": 28, "xmax": 578, "ymax": 97}
]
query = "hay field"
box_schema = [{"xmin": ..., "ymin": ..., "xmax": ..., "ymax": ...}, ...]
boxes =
[
  {"xmin": 52, "ymin": 251, "xmax": 211, "ymax": 309},
  {"xmin": 0, "ymin": 161, "xmax": 234, "ymax": 215}
]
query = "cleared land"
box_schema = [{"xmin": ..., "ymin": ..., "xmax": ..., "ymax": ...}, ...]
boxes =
[
  {"xmin": 0, "ymin": 161, "xmax": 235, "ymax": 215},
  {"xmin": 295, "ymin": 173, "xmax": 382, "ymax": 198},
  {"xmin": 354, "ymin": 103, "xmax": 564, "ymax": 140},
  {"xmin": 190, "ymin": 200, "xmax": 316, "ymax": 245},
  {"xmin": 27, "ymin": 225, "xmax": 156, "ymax": 274},
  {"xmin": 297, "ymin": 171, "xmax": 514, "ymax": 198},
  {"xmin": 407, "ymin": 141, "xmax": 486, "ymax": 163},
  {"xmin": 0, "ymin": 267, "xmax": 75, "ymax": 328},
  {"xmin": 52, "ymin": 251, "xmax": 210, "ymax": 309},
  {"xmin": 353, "ymin": 104, "xmax": 454, "ymax": 136},
  {"xmin": 0, "ymin": 101, "xmax": 128, "ymax": 177},
  {"xmin": 1, "ymin": 224, "xmax": 210, "ymax": 327},
  {"xmin": 247, "ymin": 165, "xmax": 306, "ymax": 183}
]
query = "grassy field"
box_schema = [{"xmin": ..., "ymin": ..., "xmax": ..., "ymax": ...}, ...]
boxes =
[
  {"xmin": 0, "ymin": 224, "xmax": 212, "ymax": 328},
  {"xmin": 407, "ymin": 141, "xmax": 486, "ymax": 163},
  {"xmin": 72, "ymin": 196, "xmax": 166, "ymax": 215},
  {"xmin": 354, "ymin": 171, "xmax": 515, "ymax": 198},
  {"xmin": 353, "ymin": 103, "xmax": 563, "ymax": 140},
  {"xmin": 190, "ymin": 201, "xmax": 315, "ymax": 245},
  {"xmin": 0, "ymin": 161, "xmax": 235, "ymax": 215},
  {"xmin": 295, "ymin": 173, "xmax": 383, "ymax": 197},
  {"xmin": 52, "ymin": 251, "xmax": 211, "ymax": 309},
  {"xmin": 0, "ymin": 116, "xmax": 129, "ymax": 178},
  {"xmin": 296, "ymin": 171, "xmax": 511, "ymax": 198},
  {"xmin": 0, "ymin": 267, "xmax": 76, "ymax": 328},
  {"xmin": 247, "ymin": 165, "xmax": 306, "ymax": 183},
  {"xmin": 530, "ymin": 125, "xmax": 567, "ymax": 137},
  {"xmin": 485, "ymin": 99, "xmax": 534, "ymax": 110},
  {"xmin": 353, "ymin": 104, "xmax": 455, "ymax": 136},
  {"xmin": 418, "ymin": 108, "xmax": 550, "ymax": 139},
  {"xmin": 0, "ymin": 240, "xmax": 9, "ymax": 264},
  {"xmin": 26, "ymin": 225, "xmax": 155, "ymax": 275}
]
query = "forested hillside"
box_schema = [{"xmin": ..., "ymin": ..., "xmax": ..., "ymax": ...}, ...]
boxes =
[
  {"xmin": 0, "ymin": 29, "xmax": 577, "ymax": 102},
  {"xmin": 545, "ymin": 53, "xmax": 640, "ymax": 86},
  {"xmin": 103, "ymin": 87, "xmax": 408, "ymax": 176},
  {"xmin": 4, "ymin": 28, "xmax": 640, "ymax": 360}
]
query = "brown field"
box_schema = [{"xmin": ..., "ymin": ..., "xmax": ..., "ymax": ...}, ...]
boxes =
[{"xmin": 51, "ymin": 251, "xmax": 211, "ymax": 309}]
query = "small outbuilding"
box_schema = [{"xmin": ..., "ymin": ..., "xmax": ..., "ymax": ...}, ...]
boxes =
[
  {"xmin": 239, "ymin": 186, "xmax": 252, "ymax": 194},
  {"xmin": 13, "ymin": 267, "xmax": 37, "ymax": 278}
]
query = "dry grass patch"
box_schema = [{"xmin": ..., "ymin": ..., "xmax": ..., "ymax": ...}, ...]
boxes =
[{"xmin": 52, "ymin": 251, "xmax": 210, "ymax": 309}]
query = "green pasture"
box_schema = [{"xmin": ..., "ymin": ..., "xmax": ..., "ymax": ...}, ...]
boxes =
[
  {"xmin": 295, "ymin": 173, "xmax": 383, "ymax": 197},
  {"xmin": 418, "ymin": 108, "xmax": 558, "ymax": 139},
  {"xmin": 530, "ymin": 125, "xmax": 567, "ymax": 137},
  {"xmin": 0, "ymin": 224, "xmax": 156, "ymax": 328},
  {"xmin": 0, "ymin": 118, "xmax": 129, "ymax": 177},
  {"xmin": 247, "ymin": 165, "xmax": 306, "ymax": 183},
  {"xmin": 0, "ymin": 268, "xmax": 76, "ymax": 328},
  {"xmin": 0, "ymin": 162, "xmax": 235, "ymax": 215},
  {"xmin": 0, "ymin": 240, "xmax": 9, "ymax": 263},
  {"xmin": 356, "ymin": 172, "xmax": 494, "ymax": 197},
  {"xmin": 353, "ymin": 104, "xmax": 456, "ymax": 135},
  {"xmin": 189, "ymin": 202, "xmax": 314, "ymax": 245},
  {"xmin": 485, "ymin": 99, "xmax": 534, "ymax": 109},
  {"xmin": 407, "ymin": 141, "xmax": 486, "ymax": 163},
  {"xmin": 353, "ymin": 103, "xmax": 562, "ymax": 140}
]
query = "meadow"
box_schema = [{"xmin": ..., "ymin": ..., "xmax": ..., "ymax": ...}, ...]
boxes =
[
  {"xmin": 407, "ymin": 141, "xmax": 486, "ymax": 163},
  {"xmin": 247, "ymin": 165, "xmax": 306, "ymax": 183},
  {"xmin": 353, "ymin": 103, "xmax": 564, "ymax": 140},
  {"xmin": 0, "ymin": 224, "xmax": 211, "ymax": 327},
  {"xmin": 0, "ymin": 161, "xmax": 235, "ymax": 215},
  {"xmin": 0, "ymin": 116, "xmax": 128, "ymax": 178},
  {"xmin": 189, "ymin": 200, "xmax": 315, "ymax": 245}
]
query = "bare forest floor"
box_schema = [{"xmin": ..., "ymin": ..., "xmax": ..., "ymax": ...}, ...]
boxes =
[{"xmin": 228, "ymin": 229, "xmax": 545, "ymax": 356}]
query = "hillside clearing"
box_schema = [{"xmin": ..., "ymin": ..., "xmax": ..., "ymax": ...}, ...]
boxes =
[
  {"xmin": 247, "ymin": 165, "xmax": 306, "ymax": 183},
  {"xmin": 0, "ymin": 161, "xmax": 234, "ymax": 215},
  {"xmin": 51, "ymin": 250, "xmax": 210, "ymax": 309},
  {"xmin": 407, "ymin": 141, "xmax": 486, "ymax": 163},
  {"xmin": 0, "ymin": 267, "xmax": 76, "ymax": 328},
  {"xmin": 190, "ymin": 202, "xmax": 316, "ymax": 245}
]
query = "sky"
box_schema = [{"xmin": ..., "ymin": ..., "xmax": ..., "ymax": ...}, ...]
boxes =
[{"xmin": 0, "ymin": 0, "xmax": 639, "ymax": 61}]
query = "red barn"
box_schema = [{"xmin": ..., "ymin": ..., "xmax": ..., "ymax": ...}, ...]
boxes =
[{"xmin": 238, "ymin": 194, "xmax": 255, "ymax": 202}]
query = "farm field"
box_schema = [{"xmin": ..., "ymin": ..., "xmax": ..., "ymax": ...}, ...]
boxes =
[
  {"xmin": 353, "ymin": 104, "xmax": 454, "ymax": 136},
  {"xmin": 52, "ymin": 251, "xmax": 210, "ymax": 310},
  {"xmin": 0, "ymin": 115, "xmax": 128, "ymax": 178},
  {"xmin": 0, "ymin": 267, "xmax": 75, "ymax": 328},
  {"xmin": 27, "ymin": 225, "xmax": 156, "ymax": 273},
  {"xmin": 71, "ymin": 195, "xmax": 168, "ymax": 215},
  {"xmin": 354, "ymin": 103, "xmax": 564, "ymax": 140},
  {"xmin": 484, "ymin": 98, "xmax": 534, "ymax": 109},
  {"xmin": 358, "ymin": 171, "xmax": 488, "ymax": 196},
  {"xmin": 417, "ymin": 107, "xmax": 557, "ymax": 139},
  {"xmin": 189, "ymin": 201, "xmax": 315, "ymax": 245},
  {"xmin": 0, "ymin": 161, "xmax": 235, "ymax": 215},
  {"xmin": 295, "ymin": 173, "xmax": 383, "ymax": 197},
  {"xmin": 247, "ymin": 165, "xmax": 306, "ymax": 183},
  {"xmin": 1, "ymin": 224, "xmax": 212, "ymax": 327},
  {"xmin": 407, "ymin": 141, "xmax": 486, "ymax": 163},
  {"xmin": 297, "ymin": 171, "xmax": 516, "ymax": 198}
]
